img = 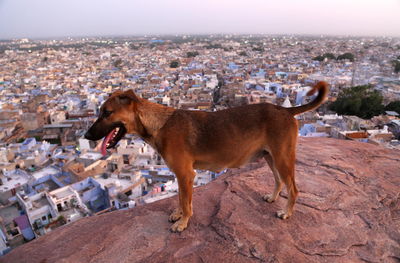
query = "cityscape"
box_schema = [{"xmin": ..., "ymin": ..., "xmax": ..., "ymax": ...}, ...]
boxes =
[{"xmin": 0, "ymin": 33, "xmax": 399, "ymax": 255}]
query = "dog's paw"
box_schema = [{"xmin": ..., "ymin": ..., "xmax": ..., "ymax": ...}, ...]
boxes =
[
  {"xmin": 170, "ymin": 218, "xmax": 188, "ymax": 232},
  {"xmin": 276, "ymin": 210, "xmax": 290, "ymax": 220},
  {"xmin": 263, "ymin": 194, "xmax": 276, "ymax": 203},
  {"xmin": 169, "ymin": 208, "xmax": 183, "ymax": 222}
]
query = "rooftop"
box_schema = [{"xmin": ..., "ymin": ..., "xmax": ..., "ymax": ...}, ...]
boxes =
[
  {"xmin": 33, "ymin": 179, "xmax": 60, "ymax": 192},
  {"xmin": 32, "ymin": 167, "xmax": 60, "ymax": 180},
  {"xmin": 43, "ymin": 124, "xmax": 73, "ymax": 129},
  {"xmin": 94, "ymin": 176, "xmax": 135, "ymax": 193},
  {"xmin": 31, "ymin": 195, "xmax": 50, "ymax": 209},
  {"xmin": 50, "ymin": 186, "xmax": 76, "ymax": 200},
  {"xmin": 0, "ymin": 204, "xmax": 21, "ymax": 223},
  {"xmin": 0, "ymin": 171, "xmax": 30, "ymax": 193},
  {"xmin": 79, "ymin": 152, "xmax": 103, "ymax": 160}
]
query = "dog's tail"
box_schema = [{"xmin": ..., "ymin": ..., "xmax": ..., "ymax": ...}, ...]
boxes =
[{"xmin": 286, "ymin": 81, "xmax": 329, "ymax": 116}]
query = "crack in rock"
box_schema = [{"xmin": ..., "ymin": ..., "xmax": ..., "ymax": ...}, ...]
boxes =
[{"xmin": 294, "ymin": 241, "xmax": 368, "ymax": 257}]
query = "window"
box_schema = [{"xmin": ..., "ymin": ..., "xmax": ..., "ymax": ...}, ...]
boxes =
[
  {"xmin": 123, "ymin": 154, "xmax": 129, "ymax": 164},
  {"xmin": 34, "ymin": 219, "xmax": 42, "ymax": 229},
  {"xmin": 42, "ymin": 216, "xmax": 47, "ymax": 221}
]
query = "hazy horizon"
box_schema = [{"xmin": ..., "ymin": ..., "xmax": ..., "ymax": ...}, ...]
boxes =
[{"xmin": 1, "ymin": 0, "xmax": 399, "ymax": 40}]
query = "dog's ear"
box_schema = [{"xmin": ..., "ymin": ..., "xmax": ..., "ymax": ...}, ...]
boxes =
[{"xmin": 117, "ymin": 90, "xmax": 139, "ymax": 105}]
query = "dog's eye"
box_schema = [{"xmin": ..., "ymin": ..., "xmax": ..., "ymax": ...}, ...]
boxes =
[{"xmin": 102, "ymin": 110, "xmax": 113, "ymax": 118}]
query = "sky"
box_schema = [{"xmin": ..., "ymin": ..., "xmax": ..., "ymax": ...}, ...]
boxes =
[{"xmin": 0, "ymin": 0, "xmax": 399, "ymax": 39}]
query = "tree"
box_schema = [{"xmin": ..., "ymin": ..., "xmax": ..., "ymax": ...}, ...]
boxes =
[
  {"xmin": 252, "ymin": 47, "xmax": 264, "ymax": 52},
  {"xmin": 329, "ymin": 85, "xmax": 384, "ymax": 119},
  {"xmin": 312, "ymin": 53, "xmax": 335, "ymax": 61},
  {"xmin": 57, "ymin": 215, "xmax": 66, "ymax": 225},
  {"xmin": 129, "ymin": 44, "xmax": 141, "ymax": 50},
  {"xmin": 337, "ymin": 52, "xmax": 355, "ymax": 62},
  {"xmin": 312, "ymin": 55, "xmax": 325, "ymax": 61},
  {"xmin": 187, "ymin": 51, "xmax": 199, "ymax": 58},
  {"xmin": 170, "ymin": 61, "xmax": 179, "ymax": 68},
  {"xmin": 392, "ymin": 60, "xmax": 400, "ymax": 73},
  {"xmin": 324, "ymin": 53, "xmax": 336, "ymax": 60},
  {"xmin": 205, "ymin": 43, "xmax": 223, "ymax": 49},
  {"xmin": 385, "ymin": 101, "xmax": 400, "ymax": 114},
  {"xmin": 113, "ymin": 58, "xmax": 123, "ymax": 68}
]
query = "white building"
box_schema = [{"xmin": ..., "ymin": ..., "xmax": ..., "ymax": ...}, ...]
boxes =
[
  {"xmin": 79, "ymin": 138, "xmax": 97, "ymax": 151},
  {"xmin": 281, "ymin": 96, "xmax": 292, "ymax": 108},
  {"xmin": 0, "ymin": 169, "xmax": 30, "ymax": 205},
  {"xmin": 49, "ymin": 111, "xmax": 66, "ymax": 124},
  {"xmin": 16, "ymin": 192, "xmax": 59, "ymax": 237},
  {"xmin": 48, "ymin": 186, "xmax": 89, "ymax": 223}
]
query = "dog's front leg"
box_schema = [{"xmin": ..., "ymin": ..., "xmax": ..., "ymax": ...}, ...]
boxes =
[
  {"xmin": 169, "ymin": 207, "xmax": 183, "ymax": 222},
  {"xmin": 170, "ymin": 165, "xmax": 195, "ymax": 232}
]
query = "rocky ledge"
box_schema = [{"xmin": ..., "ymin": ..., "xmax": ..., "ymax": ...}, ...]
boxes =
[{"xmin": 2, "ymin": 138, "xmax": 400, "ymax": 263}]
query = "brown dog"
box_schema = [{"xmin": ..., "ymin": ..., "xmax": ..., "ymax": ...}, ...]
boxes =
[{"xmin": 85, "ymin": 82, "xmax": 328, "ymax": 232}]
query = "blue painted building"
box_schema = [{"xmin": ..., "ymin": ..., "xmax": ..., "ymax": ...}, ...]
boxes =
[{"xmin": 71, "ymin": 177, "xmax": 110, "ymax": 213}]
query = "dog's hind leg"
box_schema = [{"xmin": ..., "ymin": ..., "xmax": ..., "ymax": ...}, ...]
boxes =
[
  {"xmin": 263, "ymin": 152, "xmax": 283, "ymax": 203},
  {"xmin": 273, "ymin": 150, "xmax": 298, "ymax": 219},
  {"xmin": 169, "ymin": 158, "xmax": 196, "ymax": 232}
]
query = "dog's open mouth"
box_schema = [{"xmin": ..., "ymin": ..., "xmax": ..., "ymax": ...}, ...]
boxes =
[{"xmin": 101, "ymin": 125, "xmax": 127, "ymax": 156}]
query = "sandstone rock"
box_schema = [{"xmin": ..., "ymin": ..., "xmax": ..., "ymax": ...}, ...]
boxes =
[{"xmin": 2, "ymin": 138, "xmax": 400, "ymax": 263}]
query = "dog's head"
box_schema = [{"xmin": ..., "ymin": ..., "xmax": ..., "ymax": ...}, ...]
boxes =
[{"xmin": 84, "ymin": 89, "xmax": 140, "ymax": 155}]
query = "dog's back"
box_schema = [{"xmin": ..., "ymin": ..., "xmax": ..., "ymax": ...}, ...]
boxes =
[{"xmin": 157, "ymin": 102, "xmax": 296, "ymax": 172}]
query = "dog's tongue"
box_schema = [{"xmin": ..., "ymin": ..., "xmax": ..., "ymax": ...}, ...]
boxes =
[{"xmin": 101, "ymin": 129, "xmax": 116, "ymax": 156}]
